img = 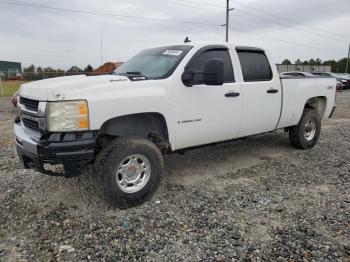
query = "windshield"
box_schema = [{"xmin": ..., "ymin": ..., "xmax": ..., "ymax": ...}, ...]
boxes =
[
  {"xmin": 334, "ymin": 73, "xmax": 350, "ymax": 78},
  {"xmin": 114, "ymin": 45, "xmax": 192, "ymax": 79},
  {"xmin": 313, "ymin": 72, "xmax": 336, "ymax": 77},
  {"xmin": 328, "ymin": 72, "xmax": 340, "ymax": 78}
]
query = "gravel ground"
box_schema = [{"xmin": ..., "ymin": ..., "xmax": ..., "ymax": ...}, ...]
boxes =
[{"xmin": 0, "ymin": 92, "xmax": 349, "ymax": 261}]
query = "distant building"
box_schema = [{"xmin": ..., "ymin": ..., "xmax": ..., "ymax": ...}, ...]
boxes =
[
  {"xmin": 276, "ymin": 64, "xmax": 331, "ymax": 73},
  {"xmin": 0, "ymin": 60, "xmax": 22, "ymax": 78}
]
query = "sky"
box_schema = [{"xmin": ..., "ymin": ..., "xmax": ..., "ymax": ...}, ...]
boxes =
[{"xmin": 0, "ymin": 0, "xmax": 349, "ymax": 70}]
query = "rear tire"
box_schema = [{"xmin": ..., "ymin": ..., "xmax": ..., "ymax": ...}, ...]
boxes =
[
  {"xmin": 289, "ymin": 108, "xmax": 321, "ymax": 149},
  {"xmin": 95, "ymin": 137, "xmax": 164, "ymax": 208}
]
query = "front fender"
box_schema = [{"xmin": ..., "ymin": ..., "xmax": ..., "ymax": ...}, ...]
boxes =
[{"xmin": 86, "ymin": 82, "xmax": 175, "ymax": 146}]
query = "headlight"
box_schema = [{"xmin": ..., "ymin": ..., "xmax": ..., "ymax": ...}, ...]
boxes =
[{"xmin": 47, "ymin": 100, "xmax": 89, "ymax": 132}]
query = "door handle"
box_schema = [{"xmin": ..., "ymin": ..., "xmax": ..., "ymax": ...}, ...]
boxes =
[
  {"xmin": 225, "ymin": 92, "xmax": 240, "ymax": 97},
  {"xmin": 267, "ymin": 89, "xmax": 279, "ymax": 94}
]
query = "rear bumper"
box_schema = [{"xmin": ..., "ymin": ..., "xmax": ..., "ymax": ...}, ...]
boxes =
[{"xmin": 14, "ymin": 122, "xmax": 96, "ymax": 176}]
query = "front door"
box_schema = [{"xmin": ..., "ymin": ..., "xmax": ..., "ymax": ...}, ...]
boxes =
[{"xmin": 173, "ymin": 46, "xmax": 242, "ymax": 150}]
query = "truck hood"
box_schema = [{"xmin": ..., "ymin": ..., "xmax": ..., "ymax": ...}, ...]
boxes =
[{"xmin": 19, "ymin": 74, "xmax": 131, "ymax": 101}]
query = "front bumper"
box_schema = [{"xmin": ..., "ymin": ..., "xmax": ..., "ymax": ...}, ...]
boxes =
[{"xmin": 14, "ymin": 122, "xmax": 96, "ymax": 176}]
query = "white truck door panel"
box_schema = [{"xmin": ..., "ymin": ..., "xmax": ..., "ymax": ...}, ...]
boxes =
[
  {"xmin": 174, "ymin": 83, "xmax": 242, "ymax": 149},
  {"xmin": 173, "ymin": 47, "xmax": 242, "ymax": 150},
  {"xmin": 236, "ymin": 49, "xmax": 282, "ymax": 136}
]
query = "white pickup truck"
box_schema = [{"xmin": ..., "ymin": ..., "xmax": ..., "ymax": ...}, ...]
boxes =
[{"xmin": 14, "ymin": 42, "xmax": 336, "ymax": 207}]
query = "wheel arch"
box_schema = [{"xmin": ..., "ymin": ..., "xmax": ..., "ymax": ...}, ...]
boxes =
[
  {"xmin": 304, "ymin": 96, "xmax": 327, "ymax": 118},
  {"xmin": 97, "ymin": 112, "xmax": 170, "ymax": 145}
]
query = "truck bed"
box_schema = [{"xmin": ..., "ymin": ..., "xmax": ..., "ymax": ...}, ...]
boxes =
[{"xmin": 277, "ymin": 77, "xmax": 336, "ymax": 129}]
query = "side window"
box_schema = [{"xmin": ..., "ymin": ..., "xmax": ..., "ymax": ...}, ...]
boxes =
[
  {"xmin": 237, "ymin": 51, "xmax": 272, "ymax": 82},
  {"xmin": 286, "ymin": 73, "xmax": 301, "ymax": 76},
  {"xmin": 188, "ymin": 49, "xmax": 234, "ymax": 85}
]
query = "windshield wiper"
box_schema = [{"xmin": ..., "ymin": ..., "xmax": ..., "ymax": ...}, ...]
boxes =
[
  {"xmin": 125, "ymin": 71, "xmax": 143, "ymax": 75},
  {"xmin": 116, "ymin": 71, "xmax": 148, "ymax": 81}
]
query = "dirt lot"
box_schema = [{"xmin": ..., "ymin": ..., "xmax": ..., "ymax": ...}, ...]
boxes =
[{"xmin": 0, "ymin": 92, "xmax": 349, "ymax": 261}]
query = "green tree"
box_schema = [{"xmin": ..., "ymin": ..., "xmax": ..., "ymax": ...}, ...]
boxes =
[
  {"xmin": 336, "ymin": 58, "xmax": 348, "ymax": 73},
  {"xmin": 322, "ymin": 60, "xmax": 337, "ymax": 72},
  {"xmin": 36, "ymin": 66, "xmax": 44, "ymax": 80},
  {"xmin": 84, "ymin": 65, "xmax": 94, "ymax": 72},
  {"xmin": 44, "ymin": 67, "xmax": 56, "ymax": 78},
  {"xmin": 309, "ymin": 59, "xmax": 316, "ymax": 65},
  {"xmin": 56, "ymin": 69, "xmax": 65, "ymax": 77},
  {"xmin": 295, "ymin": 59, "xmax": 302, "ymax": 65},
  {"xmin": 315, "ymin": 58, "xmax": 322, "ymax": 65},
  {"xmin": 67, "ymin": 66, "xmax": 83, "ymax": 75},
  {"xmin": 44, "ymin": 67, "xmax": 55, "ymax": 72},
  {"xmin": 281, "ymin": 59, "xmax": 292, "ymax": 65},
  {"xmin": 24, "ymin": 64, "xmax": 35, "ymax": 73},
  {"xmin": 23, "ymin": 65, "xmax": 36, "ymax": 80}
]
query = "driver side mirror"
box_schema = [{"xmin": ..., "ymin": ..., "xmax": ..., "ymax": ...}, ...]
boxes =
[
  {"xmin": 181, "ymin": 70, "xmax": 195, "ymax": 87},
  {"xmin": 181, "ymin": 59, "xmax": 224, "ymax": 87},
  {"xmin": 202, "ymin": 59, "xmax": 224, "ymax": 86}
]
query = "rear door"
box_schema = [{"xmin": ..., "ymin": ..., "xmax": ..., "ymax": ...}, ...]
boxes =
[{"xmin": 236, "ymin": 48, "xmax": 282, "ymax": 136}]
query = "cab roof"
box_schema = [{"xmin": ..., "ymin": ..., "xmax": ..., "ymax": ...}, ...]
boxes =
[{"xmin": 183, "ymin": 41, "xmax": 264, "ymax": 51}]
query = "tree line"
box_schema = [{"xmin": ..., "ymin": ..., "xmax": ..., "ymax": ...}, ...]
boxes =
[
  {"xmin": 281, "ymin": 57, "xmax": 349, "ymax": 73},
  {"xmin": 22, "ymin": 64, "xmax": 94, "ymax": 80},
  {"xmin": 18, "ymin": 57, "xmax": 350, "ymax": 81}
]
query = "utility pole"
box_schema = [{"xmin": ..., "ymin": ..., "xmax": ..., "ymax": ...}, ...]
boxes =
[
  {"xmin": 100, "ymin": 28, "xmax": 104, "ymax": 65},
  {"xmin": 346, "ymin": 42, "xmax": 350, "ymax": 73},
  {"xmin": 221, "ymin": 1, "xmax": 234, "ymax": 42}
]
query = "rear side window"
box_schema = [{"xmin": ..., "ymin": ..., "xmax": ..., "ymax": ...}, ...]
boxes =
[
  {"xmin": 188, "ymin": 49, "xmax": 234, "ymax": 84},
  {"xmin": 237, "ymin": 51, "xmax": 272, "ymax": 82}
]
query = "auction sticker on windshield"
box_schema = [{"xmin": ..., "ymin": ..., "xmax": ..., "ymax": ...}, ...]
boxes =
[{"xmin": 163, "ymin": 50, "xmax": 183, "ymax": 56}]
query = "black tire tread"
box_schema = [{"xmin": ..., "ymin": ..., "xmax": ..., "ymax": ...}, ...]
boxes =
[
  {"xmin": 289, "ymin": 108, "xmax": 321, "ymax": 149},
  {"xmin": 94, "ymin": 136, "xmax": 164, "ymax": 208}
]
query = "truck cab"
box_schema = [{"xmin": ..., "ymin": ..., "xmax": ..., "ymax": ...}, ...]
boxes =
[{"xmin": 14, "ymin": 42, "xmax": 336, "ymax": 207}]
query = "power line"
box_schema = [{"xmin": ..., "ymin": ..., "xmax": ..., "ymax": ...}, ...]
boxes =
[
  {"xmin": 172, "ymin": 0, "xmax": 346, "ymax": 41},
  {"xmin": 0, "ymin": 0, "xmax": 345, "ymax": 56},
  {"xmin": 174, "ymin": 0, "xmax": 223, "ymax": 9},
  {"xmin": 230, "ymin": 26, "xmax": 343, "ymax": 55},
  {"xmin": 0, "ymin": 0, "xmax": 217, "ymax": 27},
  {"xmin": 170, "ymin": 0, "xmax": 346, "ymax": 54},
  {"xmin": 230, "ymin": 0, "xmax": 349, "ymax": 39},
  {"xmin": 233, "ymin": 8, "xmax": 344, "ymax": 42}
]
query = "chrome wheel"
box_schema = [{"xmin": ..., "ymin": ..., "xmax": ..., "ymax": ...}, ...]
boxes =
[
  {"xmin": 115, "ymin": 154, "xmax": 151, "ymax": 193},
  {"xmin": 304, "ymin": 119, "xmax": 316, "ymax": 141}
]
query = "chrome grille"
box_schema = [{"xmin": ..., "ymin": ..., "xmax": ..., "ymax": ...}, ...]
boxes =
[
  {"xmin": 22, "ymin": 118, "xmax": 40, "ymax": 132},
  {"xmin": 18, "ymin": 97, "xmax": 47, "ymax": 140},
  {"xmin": 20, "ymin": 97, "xmax": 39, "ymax": 112}
]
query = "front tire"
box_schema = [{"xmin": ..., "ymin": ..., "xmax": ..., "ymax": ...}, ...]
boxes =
[
  {"xmin": 95, "ymin": 137, "xmax": 164, "ymax": 208},
  {"xmin": 289, "ymin": 108, "xmax": 321, "ymax": 149}
]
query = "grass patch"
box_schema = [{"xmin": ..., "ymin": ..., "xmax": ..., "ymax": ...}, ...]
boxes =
[{"xmin": 0, "ymin": 81, "xmax": 26, "ymax": 97}]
